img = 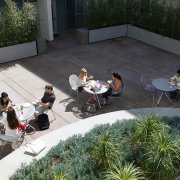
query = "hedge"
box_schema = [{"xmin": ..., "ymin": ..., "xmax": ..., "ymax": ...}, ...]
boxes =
[
  {"xmin": 0, "ymin": 0, "xmax": 37, "ymax": 48},
  {"xmin": 85, "ymin": 0, "xmax": 180, "ymax": 40},
  {"xmin": 10, "ymin": 116, "xmax": 180, "ymax": 180}
]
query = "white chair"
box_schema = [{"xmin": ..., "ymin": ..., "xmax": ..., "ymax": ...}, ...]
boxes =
[{"xmin": 69, "ymin": 74, "xmax": 80, "ymax": 100}]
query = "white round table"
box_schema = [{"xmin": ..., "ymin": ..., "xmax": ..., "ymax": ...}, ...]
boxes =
[
  {"xmin": 152, "ymin": 78, "xmax": 177, "ymax": 105},
  {"xmin": 14, "ymin": 103, "xmax": 35, "ymax": 122},
  {"xmin": 83, "ymin": 80, "xmax": 109, "ymax": 108}
]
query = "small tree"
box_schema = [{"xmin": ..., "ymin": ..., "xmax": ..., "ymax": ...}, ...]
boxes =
[{"xmin": 0, "ymin": 0, "xmax": 37, "ymax": 48}]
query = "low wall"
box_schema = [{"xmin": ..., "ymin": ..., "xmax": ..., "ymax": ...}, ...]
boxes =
[
  {"xmin": 85, "ymin": 24, "xmax": 180, "ymax": 56},
  {"xmin": 1, "ymin": 108, "xmax": 180, "ymax": 179},
  {"xmin": 128, "ymin": 25, "xmax": 180, "ymax": 56},
  {"xmin": 89, "ymin": 25, "xmax": 127, "ymax": 43},
  {"xmin": 0, "ymin": 41, "xmax": 37, "ymax": 63}
]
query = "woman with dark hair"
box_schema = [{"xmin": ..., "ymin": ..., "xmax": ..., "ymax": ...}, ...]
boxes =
[
  {"xmin": 0, "ymin": 92, "xmax": 13, "ymax": 115},
  {"xmin": 7, "ymin": 106, "xmax": 26, "ymax": 134},
  {"xmin": 102, "ymin": 72, "xmax": 123, "ymax": 106}
]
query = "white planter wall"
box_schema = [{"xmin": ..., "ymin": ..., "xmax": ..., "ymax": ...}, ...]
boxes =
[
  {"xmin": 89, "ymin": 25, "xmax": 127, "ymax": 43},
  {"xmin": 88, "ymin": 24, "xmax": 180, "ymax": 56},
  {"xmin": 128, "ymin": 25, "xmax": 180, "ymax": 56},
  {"xmin": 0, "ymin": 41, "xmax": 37, "ymax": 63}
]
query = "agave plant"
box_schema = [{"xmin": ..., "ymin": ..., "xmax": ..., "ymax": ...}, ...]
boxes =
[
  {"xmin": 104, "ymin": 160, "xmax": 145, "ymax": 180},
  {"xmin": 144, "ymin": 127, "xmax": 180, "ymax": 180},
  {"xmin": 90, "ymin": 131, "xmax": 121, "ymax": 171},
  {"xmin": 132, "ymin": 116, "xmax": 169, "ymax": 144}
]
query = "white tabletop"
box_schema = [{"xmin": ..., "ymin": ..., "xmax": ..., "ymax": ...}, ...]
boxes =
[
  {"xmin": 14, "ymin": 103, "xmax": 35, "ymax": 122},
  {"xmin": 83, "ymin": 80, "xmax": 109, "ymax": 95},
  {"xmin": 152, "ymin": 78, "xmax": 177, "ymax": 92}
]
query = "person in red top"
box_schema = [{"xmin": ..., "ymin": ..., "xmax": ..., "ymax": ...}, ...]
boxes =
[{"xmin": 6, "ymin": 106, "xmax": 26, "ymax": 134}]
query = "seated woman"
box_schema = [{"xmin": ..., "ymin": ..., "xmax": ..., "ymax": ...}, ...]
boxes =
[
  {"xmin": 6, "ymin": 106, "xmax": 26, "ymax": 134},
  {"xmin": 77, "ymin": 68, "xmax": 94, "ymax": 92},
  {"xmin": 102, "ymin": 72, "xmax": 123, "ymax": 106},
  {"xmin": 0, "ymin": 92, "xmax": 13, "ymax": 116}
]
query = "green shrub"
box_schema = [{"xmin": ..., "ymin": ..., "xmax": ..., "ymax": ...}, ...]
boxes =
[
  {"xmin": 85, "ymin": 0, "xmax": 180, "ymax": 40},
  {"xmin": 0, "ymin": 0, "xmax": 37, "ymax": 48},
  {"xmin": 10, "ymin": 117, "xmax": 180, "ymax": 180}
]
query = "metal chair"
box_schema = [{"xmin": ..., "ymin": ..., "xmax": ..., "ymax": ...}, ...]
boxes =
[
  {"xmin": 0, "ymin": 130, "xmax": 25, "ymax": 153},
  {"xmin": 69, "ymin": 74, "xmax": 81, "ymax": 100},
  {"xmin": 43, "ymin": 106, "xmax": 56, "ymax": 123},
  {"xmin": 140, "ymin": 75, "xmax": 156, "ymax": 92},
  {"xmin": 140, "ymin": 75, "xmax": 157, "ymax": 105},
  {"xmin": 109, "ymin": 82, "xmax": 125, "ymax": 101}
]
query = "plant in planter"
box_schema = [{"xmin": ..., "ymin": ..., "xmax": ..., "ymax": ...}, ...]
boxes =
[
  {"xmin": 10, "ymin": 117, "xmax": 180, "ymax": 179},
  {"xmin": 0, "ymin": 0, "xmax": 37, "ymax": 48},
  {"xmin": 104, "ymin": 160, "xmax": 145, "ymax": 180}
]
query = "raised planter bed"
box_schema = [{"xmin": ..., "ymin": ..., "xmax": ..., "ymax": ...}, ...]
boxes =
[
  {"xmin": 0, "ymin": 41, "xmax": 37, "ymax": 63},
  {"xmin": 86, "ymin": 24, "xmax": 180, "ymax": 56},
  {"xmin": 88, "ymin": 25, "xmax": 127, "ymax": 43},
  {"xmin": 128, "ymin": 25, "xmax": 180, "ymax": 56}
]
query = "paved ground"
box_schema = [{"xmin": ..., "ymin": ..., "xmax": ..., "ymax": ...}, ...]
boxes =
[{"xmin": 0, "ymin": 31, "xmax": 179, "ymax": 159}]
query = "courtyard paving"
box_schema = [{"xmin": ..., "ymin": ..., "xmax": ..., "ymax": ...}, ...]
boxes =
[{"xmin": 0, "ymin": 31, "xmax": 179, "ymax": 159}]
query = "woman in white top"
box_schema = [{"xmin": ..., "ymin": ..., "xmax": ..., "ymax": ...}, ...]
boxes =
[{"xmin": 77, "ymin": 68, "xmax": 94, "ymax": 92}]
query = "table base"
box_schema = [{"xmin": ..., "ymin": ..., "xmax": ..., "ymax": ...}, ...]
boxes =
[
  {"xmin": 87, "ymin": 94, "xmax": 101, "ymax": 109},
  {"xmin": 157, "ymin": 91, "xmax": 172, "ymax": 105}
]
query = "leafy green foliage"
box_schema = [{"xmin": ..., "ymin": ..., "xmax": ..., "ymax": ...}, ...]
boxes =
[
  {"xmin": 104, "ymin": 160, "xmax": 145, "ymax": 180},
  {"xmin": 0, "ymin": 0, "xmax": 37, "ymax": 48},
  {"xmin": 85, "ymin": 0, "xmax": 180, "ymax": 40},
  {"xmin": 10, "ymin": 117, "xmax": 180, "ymax": 180}
]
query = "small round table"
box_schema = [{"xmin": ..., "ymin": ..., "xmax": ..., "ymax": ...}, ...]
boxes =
[
  {"xmin": 83, "ymin": 80, "xmax": 109, "ymax": 108},
  {"xmin": 152, "ymin": 78, "xmax": 177, "ymax": 105},
  {"xmin": 14, "ymin": 103, "xmax": 35, "ymax": 122}
]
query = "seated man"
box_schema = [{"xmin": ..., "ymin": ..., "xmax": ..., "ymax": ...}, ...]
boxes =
[
  {"xmin": 169, "ymin": 69, "xmax": 180, "ymax": 99},
  {"xmin": 33, "ymin": 85, "xmax": 56, "ymax": 117}
]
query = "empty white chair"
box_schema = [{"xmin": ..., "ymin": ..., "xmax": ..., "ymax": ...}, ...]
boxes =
[{"xmin": 69, "ymin": 74, "xmax": 80, "ymax": 100}]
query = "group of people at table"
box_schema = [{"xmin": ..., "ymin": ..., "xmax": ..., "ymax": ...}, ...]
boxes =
[
  {"xmin": 0, "ymin": 85, "xmax": 56, "ymax": 135},
  {"xmin": 77, "ymin": 68, "xmax": 123, "ymax": 106},
  {"xmin": 76, "ymin": 68, "xmax": 180, "ymax": 105},
  {"xmin": 0, "ymin": 68, "xmax": 179, "ymax": 136}
]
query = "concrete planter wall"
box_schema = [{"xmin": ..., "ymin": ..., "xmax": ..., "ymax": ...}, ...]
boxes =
[
  {"xmin": 128, "ymin": 25, "xmax": 180, "ymax": 56},
  {"xmin": 0, "ymin": 41, "xmax": 37, "ymax": 63},
  {"xmin": 89, "ymin": 25, "xmax": 127, "ymax": 43}
]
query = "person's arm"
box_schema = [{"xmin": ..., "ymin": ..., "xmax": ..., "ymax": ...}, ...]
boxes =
[
  {"xmin": 170, "ymin": 75, "xmax": 177, "ymax": 83},
  {"xmin": 0, "ymin": 108, "xmax": 6, "ymax": 113},
  {"xmin": 111, "ymin": 81, "xmax": 122, "ymax": 92},
  {"xmin": 87, "ymin": 76, "xmax": 94, "ymax": 81}
]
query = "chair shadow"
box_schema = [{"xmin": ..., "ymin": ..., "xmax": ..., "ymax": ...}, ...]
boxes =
[{"xmin": 0, "ymin": 144, "xmax": 16, "ymax": 160}]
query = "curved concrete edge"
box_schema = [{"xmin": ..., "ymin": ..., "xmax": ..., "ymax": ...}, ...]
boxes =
[{"xmin": 0, "ymin": 108, "xmax": 180, "ymax": 179}]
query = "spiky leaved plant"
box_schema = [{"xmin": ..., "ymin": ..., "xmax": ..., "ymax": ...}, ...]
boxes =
[
  {"xmin": 104, "ymin": 160, "xmax": 145, "ymax": 180},
  {"xmin": 90, "ymin": 131, "xmax": 121, "ymax": 172},
  {"xmin": 144, "ymin": 127, "xmax": 180, "ymax": 180}
]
